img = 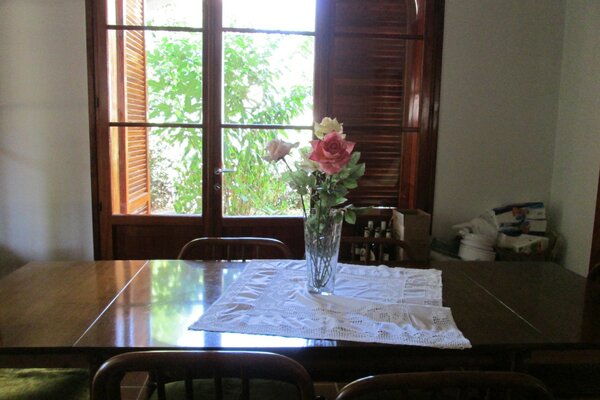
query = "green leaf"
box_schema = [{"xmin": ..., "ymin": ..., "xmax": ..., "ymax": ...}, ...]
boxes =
[
  {"xmin": 334, "ymin": 196, "xmax": 348, "ymax": 205},
  {"xmin": 343, "ymin": 179, "xmax": 358, "ymax": 189},
  {"xmin": 348, "ymin": 163, "xmax": 366, "ymax": 179},
  {"xmin": 344, "ymin": 209, "xmax": 357, "ymax": 224},
  {"xmin": 349, "ymin": 151, "xmax": 361, "ymax": 165}
]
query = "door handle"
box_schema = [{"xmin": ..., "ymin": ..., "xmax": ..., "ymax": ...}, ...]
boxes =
[{"xmin": 214, "ymin": 168, "xmax": 236, "ymax": 175}]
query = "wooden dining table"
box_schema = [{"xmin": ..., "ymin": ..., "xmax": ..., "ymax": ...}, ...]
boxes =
[{"xmin": 0, "ymin": 259, "xmax": 599, "ymax": 381}]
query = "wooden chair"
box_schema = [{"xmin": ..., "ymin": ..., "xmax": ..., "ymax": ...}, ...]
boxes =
[
  {"xmin": 91, "ymin": 350, "xmax": 316, "ymax": 400},
  {"xmin": 177, "ymin": 237, "xmax": 293, "ymax": 261},
  {"xmin": 340, "ymin": 236, "xmax": 417, "ymax": 264},
  {"xmin": 335, "ymin": 371, "xmax": 554, "ymax": 400}
]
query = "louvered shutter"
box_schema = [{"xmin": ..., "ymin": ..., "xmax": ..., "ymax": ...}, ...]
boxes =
[
  {"xmin": 316, "ymin": 0, "xmax": 425, "ymax": 208},
  {"xmin": 117, "ymin": 0, "xmax": 151, "ymax": 214}
]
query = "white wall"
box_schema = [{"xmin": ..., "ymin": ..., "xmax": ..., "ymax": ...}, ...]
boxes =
[
  {"xmin": 549, "ymin": 1, "xmax": 600, "ymax": 276},
  {"xmin": 0, "ymin": 0, "xmax": 93, "ymax": 273},
  {"xmin": 433, "ymin": 2, "xmax": 564, "ymax": 241}
]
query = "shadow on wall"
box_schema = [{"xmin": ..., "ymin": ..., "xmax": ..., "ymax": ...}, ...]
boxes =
[{"xmin": 0, "ymin": 245, "xmax": 25, "ymax": 278}]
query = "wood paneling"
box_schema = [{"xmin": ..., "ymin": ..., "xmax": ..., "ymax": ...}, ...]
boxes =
[
  {"xmin": 113, "ymin": 224, "xmax": 203, "ymax": 259},
  {"xmin": 333, "ymin": 0, "xmax": 416, "ymax": 35},
  {"xmin": 320, "ymin": 0, "xmax": 439, "ymax": 210},
  {"xmin": 111, "ymin": 216, "xmax": 304, "ymax": 259},
  {"xmin": 120, "ymin": 0, "xmax": 151, "ymax": 214}
]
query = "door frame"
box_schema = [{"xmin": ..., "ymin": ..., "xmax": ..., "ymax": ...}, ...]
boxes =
[{"xmin": 85, "ymin": 0, "xmax": 445, "ymax": 260}]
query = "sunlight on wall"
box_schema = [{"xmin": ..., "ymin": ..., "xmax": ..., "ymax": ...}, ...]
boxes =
[{"xmin": 0, "ymin": 0, "xmax": 93, "ymax": 264}]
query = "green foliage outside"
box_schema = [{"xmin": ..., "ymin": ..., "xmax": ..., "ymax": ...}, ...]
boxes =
[{"xmin": 146, "ymin": 32, "xmax": 313, "ymax": 215}]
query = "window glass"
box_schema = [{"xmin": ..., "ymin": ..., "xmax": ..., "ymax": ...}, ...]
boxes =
[
  {"xmin": 223, "ymin": 33, "xmax": 313, "ymax": 125},
  {"xmin": 145, "ymin": 0, "xmax": 202, "ymax": 27},
  {"xmin": 147, "ymin": 32, "xmax": 203, "ymax": 124},
  {"xmin": 222, "ymin": 128, "xmax": 311, "ymax": 216},
  {"xmin": 223, "ymin": 0, "xmax": 315, "ymax": 31},
  {"xmin": 108, "ymin": 0, "xmax": 202, "ymax": 28},
  {"xmin": 149, "ymin": 127, "xmax": 203, "ymax": 215}
]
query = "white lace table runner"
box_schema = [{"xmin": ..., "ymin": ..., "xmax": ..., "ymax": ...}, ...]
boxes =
[{"xmin": 189, "ymin": 260, "xmax": 471, "ymax": 349}]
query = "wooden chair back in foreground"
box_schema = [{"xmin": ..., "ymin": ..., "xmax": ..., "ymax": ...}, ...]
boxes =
[
  {"xmin": 177, "ymin": 237, "xmax": 293, "ymax": 261},
  {"xmin": 340, "ymin": 236, "xmax": 417, "ymax": 264},
  {"xmin": 335, "ymin": 371, "xmax": 554, "ymax": 400},
  {"xmin": 92, "ymin": 350, "xmax": 316, "ymax": 400}
]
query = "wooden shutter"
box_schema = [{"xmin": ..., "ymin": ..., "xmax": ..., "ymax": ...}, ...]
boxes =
[
  {"xmin": 117, "ymin": 0, "xmax": 151, "ymax": 214},
  {"xmin": 315, "ymin": 0, "xmax": 429, "ymax": 209}
]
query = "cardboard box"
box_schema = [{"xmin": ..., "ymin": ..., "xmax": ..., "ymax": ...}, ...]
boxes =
[
  {"xmin": 392, "ymin": 209, "xmax": 431, "ymax": 261},
  {"xmin": 484, "ymin": 202, "xmax": 547, "ymax": 235},
  {"xmin": 403, "ymin": 240, "xmax": 431, "ymax": 261},
  {"xmin": 491, "ymin": 202, "xmax": 546, "ymax": 223},
  {"xmin": 392, "ymin": 209, "xmax": 430, "ymax": 237},
  {"xmin": 497, "ymin": 233, "xmax": 549, "ymax": 254}
]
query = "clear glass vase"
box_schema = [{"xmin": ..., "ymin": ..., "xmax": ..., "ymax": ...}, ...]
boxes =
[{"xmin": 304, "ymin": 208, "xmax": 344, "ymax": 295}]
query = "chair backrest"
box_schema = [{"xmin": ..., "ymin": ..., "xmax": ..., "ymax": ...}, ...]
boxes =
[
  {"xmin": 340, "ymin": 236, "xmax": 417, "ymax": 264},
  {"xmin": 92, "ymin": 350, "xmax": 316, "ymax": 400},
  {"xmin": 335, "ymin": 371, "xmax": 554, "ymax": 400},
  {"xmin": 177, "ymin": 237, "xmax": 293, "ymax": 261}
]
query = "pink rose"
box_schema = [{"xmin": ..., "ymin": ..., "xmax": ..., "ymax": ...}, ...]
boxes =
[
  {"xmin": 309, "ymin": 131, "xmax": 355, "ymax": 174},
  {"xmin": 263, "ymin": 139, "xmax": 298, "ymax": 162}
]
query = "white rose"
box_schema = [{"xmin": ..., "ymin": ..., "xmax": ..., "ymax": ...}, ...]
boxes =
[
  {"xmin": 314, "ymin": 117, "xmax": 344, "ymax": 139},
  {"xmin": 263, "ymin": 139, "xmax": 298, "ymax": 162}
]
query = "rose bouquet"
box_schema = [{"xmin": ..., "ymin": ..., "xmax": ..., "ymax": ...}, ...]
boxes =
[{"xmin": 264, "ymin": 117, "xmax": 365, "ymax": 293}]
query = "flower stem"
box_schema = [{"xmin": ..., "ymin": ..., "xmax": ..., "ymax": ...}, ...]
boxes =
[{"xmin": 282, "ymin": 158, "xmax": 308, "ymax": 218}]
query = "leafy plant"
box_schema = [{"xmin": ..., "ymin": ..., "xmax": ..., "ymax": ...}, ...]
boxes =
[{"xmin": 146, "ymin": 32, "xmax": 312, "ymax": 215}]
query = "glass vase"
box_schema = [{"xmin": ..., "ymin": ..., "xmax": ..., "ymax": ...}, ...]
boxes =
[{"xmin": 304, "ymin": 208, "xmax": 344, "ymax": 295}]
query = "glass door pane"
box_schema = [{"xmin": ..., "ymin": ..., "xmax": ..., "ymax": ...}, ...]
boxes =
[
  {"xmin": 146, "ymin": 32, "xmax": 203, "ymax": 124},
  {"xmin": 221, "ymin": 128, "xmax": 311, "ymax": 216},
  {"xmin": 107, "ymin": 0, "xmax": 203, "ymax": 215},
  {"xmin": 149, "ymin": 127, "xmax": 203, "ymax": 215},
  {"xmin": 223, "ymin": 0, "xmax": 315, "ymax": 31},
  {"xmin": 220, "ymin": 0, "xmax": 315, "ymax": 217},
  {"xmin": 222, "ymin": 33, "xmax": 314, "ymax": 124}
]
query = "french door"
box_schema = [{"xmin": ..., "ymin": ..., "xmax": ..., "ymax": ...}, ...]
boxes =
[{"xmin": 86, "ymin": 0, "xmax": 444, "ymax": 260}]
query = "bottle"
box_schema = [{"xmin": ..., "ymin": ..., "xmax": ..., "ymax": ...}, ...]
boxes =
[
  {"xmin": 354, "ymin": 246, "xmax": 362, "ymax": 262},
  {"xmin": 382, "ymin": 228, "xmax": 393, "ymax": 262},
  {"xmin": 374, "ymin": 227, "xmax": 382, "ymax": 260},
  {"xmin": 367, "ymin": 220, "xmax": 374, "ymax": 236},
  {"xmin": 363, "ymin": 226, "xmax": 372, "ymax": 262},
  {"xmin": 359, "ymin": 247, "xmax": 367, "ymax": 262}
]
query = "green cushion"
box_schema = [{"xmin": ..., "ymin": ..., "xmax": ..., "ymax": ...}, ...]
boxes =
[
  {"xmin": 149, "ymin": 378, "xmax": 300, "ymax": 400},
  {"xmin": 0, "ymin": 368, "xmax": 89, "ymax": 400}
]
